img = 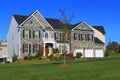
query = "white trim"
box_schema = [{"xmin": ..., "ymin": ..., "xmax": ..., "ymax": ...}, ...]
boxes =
[
  {"xmin": 72, "ymin": 21, "xmax": 93, "ymax": 31},
  {"xmin": 19, "ymin": 10, "xmax": 53, "ymax": 30},
  {"xmin": 35, "ymin": 10, "xmax": 54, "ymax": 30},
  {"xmin": 32, "ymin": 15, "xmax": 45, "ymax": 29}
]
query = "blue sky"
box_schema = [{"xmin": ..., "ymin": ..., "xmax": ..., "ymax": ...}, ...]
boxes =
[{"xmin": 0, "ymin": 0, "xmax": 120, "ymax": 45}]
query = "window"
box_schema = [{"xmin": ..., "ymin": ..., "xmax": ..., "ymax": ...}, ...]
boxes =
[
  {"xmin": 88, "ymin": 34, "xmax": 92, "ymax": 41},
  {"xmin": 58, "ymin": 45, "xmax": 62, "ymax": 53},
  {"xmin": 81, "ymin": 34, "xmax": 85, "ymax": 41},
  {"xmin": 85, "ymin": 34, "xmax": 89, "ymax": 41},
  {"xmin": 45, "ymin": 32, "xmax": 49, "ymax": 39},
  {"xmin": 58, "ymin": 44, "xmax": 67, "ymax": 53},
  {"xmin": 23, "ymin": 30, "xmax": 30, "ymax": 39},
  {"xmin": 33, "ymin": 44, "xmax": 39, "ymax": 53},
  {"xmin": 74, "ymin": 33, "xmax": 78, "ymax": 40},
  {"xmin": 55, "ymin": 32, "xmax": 60, "ymax": 40},
  {"xmin": 23, "ymin": 44, "xmax": 29, "ymax": 53},
  {"xmin": 33, "ymin": 30, "xmax": 40, "ymax": 39}
]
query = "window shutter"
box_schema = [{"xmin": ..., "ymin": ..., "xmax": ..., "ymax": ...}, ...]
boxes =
[
  {"xmin": 23, "ymin": 44, "xmax": 24, "ymax": 53},
  {"xmin": 74, "ymin": 33, "xmax": 75, "ymax": 40},
  {"xmin": 39, "ymin": 31, "xmax": 40, "ymax": 39},
  {"xmin": 29, "ymin": 44, "xmax": 31, "ymax": 54},
  {"xmin": 29, "ymin": 31, "xmax": 31, "ymax": 38},
  {"xmin": 79, "ymin": 34, "xmax": 81, "ymax": 41},
  {"xmin": 60, "ymin": 33, "xmax": 61, "ymax": 40},
  {"xmin": 23, "ymin": 30, "xmax": 24, "ymax": 38},
  {"xmin": 81, "ymin": 34, "xmax": 82, "ymax": 41},
  {"xmin": 54, "ymin": 33, "xmax": 56, "ymax": 40}
]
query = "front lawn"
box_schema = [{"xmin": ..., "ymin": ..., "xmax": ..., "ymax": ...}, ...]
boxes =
[{"xmin": 0, "ymin": 58, "xmax": 120, "ymax": 80}]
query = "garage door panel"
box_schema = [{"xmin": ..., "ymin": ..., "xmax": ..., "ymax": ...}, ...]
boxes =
[
  {"xmin": 95, "ymin": 49, "xmax": 104, "ymax": 57},
  {"xmin": 85, "ymin": 49, "xmax": 94, "ymax": 57},
  {"xmin": 74, "ymin": 48, "xmax": 83, "ymax": 57}
]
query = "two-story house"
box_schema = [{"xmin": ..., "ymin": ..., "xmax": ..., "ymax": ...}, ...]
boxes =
[{"xmin": 7, "ymin": 10, "xmax": 105, "ymax": 62}]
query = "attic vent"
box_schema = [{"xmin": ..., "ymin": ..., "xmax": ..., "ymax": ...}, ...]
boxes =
[{"xmin": 30, "ymin": 21, "xmax": 34, "ymax": 25}]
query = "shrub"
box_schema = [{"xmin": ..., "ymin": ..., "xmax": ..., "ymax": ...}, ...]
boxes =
[
  {"xmin": 76, "ymin": 52, "xmax": 82, "ymax": 58},
  {"xmin": 66, "ymin": 53, "xmax": 75, "ymax": 60},
  {"xmin": 41, "ymin": 56, "xmax": 48, "ymax": 60},
  {"xmin": 36, "ymin": 50, "xmax": 43, "ymax": 59},
  {"xmin": 12, "ymin": 54, "xmax": 18, "ymax": 62},
  {"xmin": 53, "ymin": 48, "xmax": 59, "ymax": 54},
  {"xmin": 105, "ymin": 49, "xmax": 111, "ymax": 57},
  {"xmin": 24, "ymin": 56, "xmax": 28, "ymax": 60},
  {"xmin": 48, "ymin": 54, "xmax": 54, "ymax": 61},
  {"xmin": 53, "ymin": 53, "xmax": 60, "ymax": 61},
  {"xmin": 28, "ymin": 56, "xmax": 33, "ymax": 60}
]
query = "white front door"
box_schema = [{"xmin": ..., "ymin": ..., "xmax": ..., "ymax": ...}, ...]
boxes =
[
  {"xmin": 85, "ymin": 49, "xmax": 94, "ymax": 57},
  {"xmin": 48, "ymin": 47, "xmax": 52, "ymax": 55}
]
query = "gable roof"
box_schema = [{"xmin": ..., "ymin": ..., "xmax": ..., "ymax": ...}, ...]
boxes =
[
  {"xmin": 92, "ymin": 26, "xmax": 105, "ymax": 35},
  {"xmin": 12, "ymin": 11, "xmax": 105, "ymax": 34},
  {"xmin": 72, "ymin": 22, "xmax": 93, "ymax": 31},
  {"xmin": 45, "ymin": 18, "xmax": 63, "ymax": 29},
  {"xmin": 13, "ymin": 15, "xmax": 28, "ymax": 25},
  {"xmin": 94, "ymin": 37, "xmax": 104, "ymax": 44},
  {"xmin": 46, "ymin": 18, "xmax": 73, "ymax": 30}
]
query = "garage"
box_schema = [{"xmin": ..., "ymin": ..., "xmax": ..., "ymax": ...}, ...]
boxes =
[
  {"xmin": 95, "ymin": 49, "xmax": 104, "ymax": 57},
  {"xmin": 74, "ymin": 48, "xmax": 83, "ymax": 57},
  {"xmin": 85, "ymin": 49, "xmax": 94, "ymax": 57}
]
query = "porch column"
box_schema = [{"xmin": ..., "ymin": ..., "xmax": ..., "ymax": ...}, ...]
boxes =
[{"xmin": 43, "ymin": 43, "xmax": 46, "ymax": 56}]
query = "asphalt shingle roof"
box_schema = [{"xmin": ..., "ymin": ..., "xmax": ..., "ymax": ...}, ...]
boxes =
[
  {"xmin": 13, "ymin": 14, "xmax": 105, "ymax": 35},
  {"xmin": 13, "ymin": 15, "xmax": 28, "ymax": 25},
  {"xmin": 92, "ymin": 26, "xmax": 105, "ymax": 35}
]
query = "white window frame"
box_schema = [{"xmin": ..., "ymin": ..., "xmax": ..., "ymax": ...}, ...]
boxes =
[
  {"xmin": 24, "ymin": 44, "xmax": 29, "ymax": 53},
  {"xmin": 33, "ymin": 44, "xmax": 39, "ymax": 53},
  {"xmin": 34, "ymin": 30, "xmax": 39, "ymax": 39},
  {"xmin": 24, "ymin": 30, "xmax": 29, "ymax": 39},
  {"xmin": 45, "ymin": 32, "xmax": 49, "ymax": 39}
]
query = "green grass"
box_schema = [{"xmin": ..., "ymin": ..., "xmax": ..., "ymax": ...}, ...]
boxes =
[{"xmin": 0, "ymin": 57, "xmax": 120, "ymax": 80}]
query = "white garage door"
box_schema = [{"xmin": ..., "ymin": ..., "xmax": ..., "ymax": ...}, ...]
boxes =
[
  {"xmin": 74, "ymin": 48, "xmax": 83, "ymax": 57},
  {"xmin": 85, "ymin": 49, "xmax": 94, "ymax": 57},
  {"xmin": 95, "ymin": 49, "xmax": 104, "ymax": 57}
]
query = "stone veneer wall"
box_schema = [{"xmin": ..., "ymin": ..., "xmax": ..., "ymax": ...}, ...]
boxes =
[{"xmin": 20, "ymin": 16, "xmax": 44, "ymax": 58}]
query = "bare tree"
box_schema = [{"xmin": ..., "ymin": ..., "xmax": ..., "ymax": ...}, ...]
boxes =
[
  {"xmin": 59, "ymin": 9, "xmax": 74, "ymax": 64},
  {"xmin": 107, "ymin": 41, "xmax": 119, "ymax": 53}
]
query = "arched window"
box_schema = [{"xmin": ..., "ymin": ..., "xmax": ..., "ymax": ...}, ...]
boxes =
[{"xmin": 45, "ymin": 32, "xmax": 48, "ymax": 39}]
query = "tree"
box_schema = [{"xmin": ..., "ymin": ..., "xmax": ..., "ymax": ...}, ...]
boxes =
[
  {"xmin": 107, "ymin": 41, "xmax": 119, "ymax": 53},
  {"xmin": 59, "ymin": 9, "xmax": 74, "ymax": 65}
]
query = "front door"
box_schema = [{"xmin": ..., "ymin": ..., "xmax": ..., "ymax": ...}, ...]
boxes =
[{"xmin": 46, "ymin": 43, "xmax": 53, "ymax": 55}]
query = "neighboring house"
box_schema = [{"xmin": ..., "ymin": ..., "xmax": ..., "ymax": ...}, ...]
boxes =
[
  {"xmin": 0, "ymin": 40, "xmax": 7, "ymax": 62},
  {"xmin": 7, "ymin": 10, "xmax": 105, "ymax": 62}
]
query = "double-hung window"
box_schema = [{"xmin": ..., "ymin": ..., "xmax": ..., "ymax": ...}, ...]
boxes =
[
  {"xmin": 81, "ymin": 34, "xmax": 85, "ymax": 41},
  {"xmin": 23, "ymin": 44, "xmax": 29, "ymax": 53},
  {"xmin": 23, "ymin": 30, "xmax": 30, "ymax": 39},
  {"xmin": 34, "ymin": 31, "xmax": 39, "ymax": 39},
  {"xmin": 33, "ymin": 44, "xmax": 39, "ymax": 53},
  {"xmin": 55, "ymin": 33, "xmax": 60, "ymax": 40},
  {"xmin": 33, "ymin": 30, "xmax": 40, "ymax": 39},
  {"xmin": 74, "ymin": 33, "xmax": 78, "ymax": 40}
]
